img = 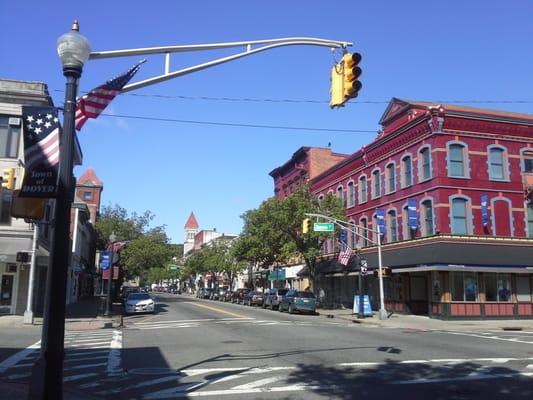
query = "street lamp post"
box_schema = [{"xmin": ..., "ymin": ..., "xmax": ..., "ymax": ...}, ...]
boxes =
[
  {"xmin": 105, "ymin": 232, "xmax": 117, "ymax": 316},
  {"xmin": 29, "ymin": 21, "xmax": 91, "ymax": 400}
]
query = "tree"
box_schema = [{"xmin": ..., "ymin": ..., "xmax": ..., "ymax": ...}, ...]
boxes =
[{"xmin": 234, "ymin": 185, "xmax": 344, "ymax": 291}]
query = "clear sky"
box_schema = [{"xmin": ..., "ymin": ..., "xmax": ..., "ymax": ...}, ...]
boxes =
[{"xmin": 1, "ymin": 1, "xmax": 532, "ymax": 243}]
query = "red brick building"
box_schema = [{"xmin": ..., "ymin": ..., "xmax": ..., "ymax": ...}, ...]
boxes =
[{"xmin": 272, "ymin": 98, "xmax": 533, "ymax": 319}]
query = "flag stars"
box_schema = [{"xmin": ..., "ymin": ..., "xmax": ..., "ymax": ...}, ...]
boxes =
[
  {"xmin": 44, "ymin": 121, "xmax": 51, "ymax": 128},
  {"xmin": 46, "ymin": 114, "xmax": 53, "ymax": 120},
  {"xmin": 26, "ymin": 115, "xmax": 34, "ymax": 123},
  {"xmin": 36, "ymin": 118, "xmax": 43, "ymax": 125},
  {"xmin": 34, "ymin": 127, "xmax": 42, "ymax": 134}
]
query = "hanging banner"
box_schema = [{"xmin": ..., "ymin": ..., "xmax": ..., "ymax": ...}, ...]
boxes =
[
  {"xmin": 408, "ymin": 198, "xmax": 418, "ymax": 231},
  {"xmin": 481, "ymin": 194, "xmax": 489, "ymax": 227},
  {"xmin": 376, "ymin": 208, "xmax": 386, "ymax": 236},
  {"xmin": 19, "ymin": 106, "xmax": 60, "ymax": 198}
]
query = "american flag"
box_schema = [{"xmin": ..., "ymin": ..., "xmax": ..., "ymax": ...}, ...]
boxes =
[
  {"xmin": 22, "ymin": 107, "xmax": 61, "ymax": 169},
  {"xmin": 337, "ymin": 229, "xmax": 353, "ymax": 266},
  {"xmin": 75, "ymin": 60, "xmax": 145, "ymax": 131}
]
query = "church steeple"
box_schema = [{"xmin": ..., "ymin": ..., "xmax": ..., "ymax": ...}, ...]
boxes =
[{"xmin": 183, "ymin": 212, "xmax": 199, "ymax": 255}]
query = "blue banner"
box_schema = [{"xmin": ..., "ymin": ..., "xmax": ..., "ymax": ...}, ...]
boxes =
[
  {"xmin": 408, "ymin": 198, "xmax": 418, "ymax": 231},
  {"xmin": 100, "ymin": 251, "xmax": 111, "ymax": 270},
  {"xmin": 353, "ymin": 294, "xmax": 373, "ymax": 316},
  {"xmin": 376, "ymin": 208, "xmax": 386, "ymax": 236},
  {"xmin": 481, "ymin": 194, "xmax": 489, "ymax": 227},
  {"xmin": 339, "ymin": 229, "xmax": 347, "ymax": 244}
]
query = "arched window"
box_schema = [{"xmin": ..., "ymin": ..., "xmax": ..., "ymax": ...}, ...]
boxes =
[
  {"xmin": 347, "ymin": 181, "xmax": 355, "ymax": 207},
  {"xmin": 387, "ymin": 210, "xmax": 398, "ymax": 242},
  {"xmin": 359, "ymin": 217, "xmax": 369, "ymax": 247},
  {"xmin": 358, "ymin": 176, "xmax": 367, "ymax": 203},
  {"xmin": 401, "ymin": 155, "xmax": 413, "ymax": 188},
  {"xmin": 421, "ymin": 199, "xmax": 434, "ymax": 236},
  {"xmin": 488, "ymin": 146, "xmax": 508, "ymax": 180},
  {"xmin": 448, "ymin": 143, "xmax": 468, "ymax": 178},
  {"xmin": 386, "ymin": 162, "xmax": 396, "ymax": 193},
  {"xmin": 372, "ymin": 169, "xmax": 381, "ymax": 198},
  {"xmin": 451, "ymin": 197, "xmax": 469, "ymax": 235},
  {"xmin": 337, "ymin": 186, "xmax": 345, "ymax": 207},
  {"xmin": 419, "ymin": 146, "xmax": 432, "ymax": 181}
]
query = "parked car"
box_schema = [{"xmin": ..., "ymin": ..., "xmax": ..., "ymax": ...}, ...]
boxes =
[
  {"xmin": 263, "ymin": 288, "xmax": 289, "ymax": 310},
  {"xmin": 278, "ymin": 290, "xmax": 317, "ymax": 314},
  {"xmin": 121, "ymin": 287, "xmax": 140, "ymax": 303},
  {"xmin": 243, "ymin": 290, "xmax": 264, "ymax": 307},
  {"xmin": 231, "ymin": 288, "xmax": 249, "ymax": 304},
  {"xmin": 124, "ymin": 292, "xmax": 155, "ymax": 314},
  {"xmin": 212, "ymin": 287, "xmax": 227, "ymax": 301},
  {"xmin": 222, "ymin": 290, "xmax": 233, "ymax": 302}
]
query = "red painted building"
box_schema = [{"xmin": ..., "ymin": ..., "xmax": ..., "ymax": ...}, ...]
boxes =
[{"xmin": 272, "ymin": 98, "xmax": 533, "ymax": 319}]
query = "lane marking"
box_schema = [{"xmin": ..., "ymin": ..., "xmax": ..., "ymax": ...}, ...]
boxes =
[
  {"xmin": 63, "ymin": 372, "xmax": 100, "ymax": 382},
  {"xmin": 133, "ymin": 317, "xmax": 253, "ymax": 326},
  {"xmin": 395, "ymin": 371, "xmax": 533, "ymax": 385},
  {"xmin": 0, "ymin": 340, "xmax": 40, "ymax": 373},
  {"xmin": 232, "ymin": 376, "xmax": 283, "ymax": 390},
  {"xmin": 446, "ymin": 331, "xmax": 533, "ymax": 345},
  {"xmin": 183, "ymin": 302, "xmax": 250, "ymax": 319},
  {"xmin": 107, "ymin": 330, "xmax": 123, "ymax": 376}
]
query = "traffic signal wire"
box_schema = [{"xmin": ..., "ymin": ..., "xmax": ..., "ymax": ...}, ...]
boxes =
[{"xmin": 98, "ymin": 112, "xmax": 377, "ymax": 134}]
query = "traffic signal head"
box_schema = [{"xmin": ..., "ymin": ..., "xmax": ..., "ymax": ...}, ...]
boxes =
[
  {"xmin": 343, "ymin": 53, "xmax": 362, "ymax": 99},
  {"xmin": 330, "ymin": 65, "xmax": 345, "ymax": 108},
  {"xmin": 2, "ymin": 168, "xmax": 15, "ymax": 190},
  {"xmin": 302, "ymin": 218, "xmax": 312, "ymax": 234}
]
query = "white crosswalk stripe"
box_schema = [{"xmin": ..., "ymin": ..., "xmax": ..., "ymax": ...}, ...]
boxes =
[{"xmin": 0, "ymin": 329, "xmax": 122, "ymax": 386}]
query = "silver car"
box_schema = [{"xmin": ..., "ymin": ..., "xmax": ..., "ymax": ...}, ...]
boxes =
[
  {"xmin": 263, "ymin": 288, "xmax": 289, "ymax": 310},
  {"xmin": 125, "ymin": 293, "xmax": 155, "ymax": 314}
]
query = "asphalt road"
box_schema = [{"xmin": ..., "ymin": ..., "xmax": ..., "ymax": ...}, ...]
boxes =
[{"xmin": 110, "ymin": 293, "xmax": 533, "ymax": 399}]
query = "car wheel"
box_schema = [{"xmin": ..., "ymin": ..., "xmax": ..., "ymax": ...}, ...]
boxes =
[{"xmin": 288, "ymin": 304, "xmax": 294, "ymax": 314}]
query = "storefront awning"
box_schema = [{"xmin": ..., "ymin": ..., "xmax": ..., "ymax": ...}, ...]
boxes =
[{"xmin": 393, "ymin": 264, "xmax": 533, "ymax": 274}]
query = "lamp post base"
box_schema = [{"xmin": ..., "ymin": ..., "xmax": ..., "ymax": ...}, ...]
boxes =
[{"xmin": 378, "ymin": 308, "xmax": 388, "ymax": 320}]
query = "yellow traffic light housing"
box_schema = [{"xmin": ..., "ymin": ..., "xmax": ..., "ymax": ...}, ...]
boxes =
[
  {"xmin": 330, "ymin": 52, "xmax": 362, "ymax": 108},
  {"xmin": 343, "ymin": 52, "xmax": 362, "ymax": 100},
  {"xmin": 2, "ymin": 168, "xmax": 15, "ymax": 190},
  {"xmin": 302, "ymin": 218, "xmax": 312, "ymax": 234},
  {"xmin": 330, "ymin": 65, "xmax": 345, "ymax": 108}
]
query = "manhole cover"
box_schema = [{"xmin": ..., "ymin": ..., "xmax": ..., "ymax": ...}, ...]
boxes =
[{"xmin": 127, "ymin": 368, "xmax": 180, "ymax": 376}]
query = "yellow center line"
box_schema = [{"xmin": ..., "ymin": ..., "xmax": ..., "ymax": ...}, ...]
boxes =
[{"xmin": 183, "ymin": 301, "xmax": 251, "ymax": 319}]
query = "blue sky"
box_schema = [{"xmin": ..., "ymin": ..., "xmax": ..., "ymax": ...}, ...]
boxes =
[{"xmin": 1, "ymin": 1, "xmax": 532, "ymax": 243}]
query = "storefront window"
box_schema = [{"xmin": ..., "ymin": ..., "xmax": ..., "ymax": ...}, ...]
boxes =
[
  {"xmin": 451, "ymin": 272, "xmax": 478, "ymax": 301},
  {"xmin": 432, "ymin": 271, "xmax": 441, "ymax": 302},
  {"xmin": 485, "ymin": 273, "xmax": 511, "ymax": 302},
  {"xmin": 516, "ymin": 276, "xmax": 532, "ymax": 302}
]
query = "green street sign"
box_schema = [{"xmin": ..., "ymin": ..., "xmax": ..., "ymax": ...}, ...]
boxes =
[
  {"xmin": 169, "ymin": 264, "xmax": 178, "ymax": 270},
  {"xmin": 313, "ymin": 222, "xmax": 334, "ymax": 232}
]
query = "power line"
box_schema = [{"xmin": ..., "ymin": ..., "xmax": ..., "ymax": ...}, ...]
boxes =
[
  {"xmin": 99, "ymin": 112, "xmax": 377, "ymax": 134},
  {"xmin": 51, "ymin": 89, "xmax": 533, "ymax": 106}
]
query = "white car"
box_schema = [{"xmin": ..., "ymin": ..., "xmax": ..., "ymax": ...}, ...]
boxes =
[{"xmin": 125, "ymin": 293, "xmax": 155, "ymax": 314}]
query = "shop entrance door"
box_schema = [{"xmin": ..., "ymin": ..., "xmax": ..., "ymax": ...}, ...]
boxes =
[
  {"xmin": 409, "ymin": 274, "xmax": 428, "ymax": 315},
  {"xmin": 0, "ymin": 274, "xmax": 14, "ymax": 314}
]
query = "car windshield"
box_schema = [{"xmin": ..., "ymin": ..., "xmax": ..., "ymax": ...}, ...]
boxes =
[
  {"xmin": 297, "ymin": 292, "xmax": 315, "ymax": 298},
  {"xmin": 128, "ymin": 293, "xmax": 151, "ymax": 301}
]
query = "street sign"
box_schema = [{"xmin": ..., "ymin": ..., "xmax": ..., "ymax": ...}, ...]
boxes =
[
  {"xmin": 100, "ymin": 251, "xmax": 111, "ymax": 270},
  {"xmin": 313, "ymin": 222, "xmax": 334, "ymax": 232},
  {"xmin": 169, "ymin": 264, "xmax": 178, "ymax": 271}
]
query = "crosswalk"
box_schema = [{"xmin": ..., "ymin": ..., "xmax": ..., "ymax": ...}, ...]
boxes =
[
  {"xmin": 442, "ymin": 329, "xmax": 533, "ymax": 344},
  {"xmin": 0, "ymin": 329, "xmax": 122, "ymax": 384},
  {"xmin": 128, "ymin": 317, "xmax": 344, "ymax": 330},
  {"xmin": 93, "ymin": 356, "xmax": 533, "ymax": 398}
]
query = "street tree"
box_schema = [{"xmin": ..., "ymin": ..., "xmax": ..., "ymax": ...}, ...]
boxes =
[{"xmin": 234, "ymin": 184, "xmax": 344, "ymax": 291}]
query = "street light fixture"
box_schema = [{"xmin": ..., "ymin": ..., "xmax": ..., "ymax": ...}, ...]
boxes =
[
  {"xmin": 105, "ymin": 232, "xmax": 117, "ymax": 316},
  {"xmin": 29, "ymin": 21, "xmax": 90, "ymax": 400}
]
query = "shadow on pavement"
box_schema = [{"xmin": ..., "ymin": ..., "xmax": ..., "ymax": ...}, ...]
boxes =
[{"xmin": 285, "ymin": 360, "xmax": 533, "ymax": 400}]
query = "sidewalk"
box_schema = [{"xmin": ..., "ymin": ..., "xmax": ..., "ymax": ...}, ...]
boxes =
[{"xmin": 318, "ymin": 308, "xmax": 533, "ymax": 331}]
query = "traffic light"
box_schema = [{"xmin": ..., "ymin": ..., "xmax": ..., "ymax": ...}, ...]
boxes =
[
  {"xmin": 1, "ymin": 168, "xmax": 15, "ymax": 190},
  {"xmin": 302, "ymin": 218, "xmax": 312, "ymax": 234},
  {"xmin": 330, "ymin": 52, "xmax": 362, "ymax": 108},
  {"xmin": 373, "ymin": 267, "xmax": 392, "ymax": 278},
  {"xmin": 343, "ymin": 52, "xmax": 362, "ymax": 100},
  {"xmin": 330, "ymin": 65, "xmax": 344, "ymax": 108}
]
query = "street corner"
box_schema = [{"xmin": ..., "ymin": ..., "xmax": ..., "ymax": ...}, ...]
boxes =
[{"xmin": 65, "ymin": 319, "xmax": 114, "ymax": 331}]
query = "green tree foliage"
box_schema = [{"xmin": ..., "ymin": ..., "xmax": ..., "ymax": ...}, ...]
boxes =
[
  {"xmin": 233, "ymin": 185, "xmax": 344, "ymax": 291},
  {"xmin": 95, "ymin": 205, "xmax": 176, "ymax": 280}
]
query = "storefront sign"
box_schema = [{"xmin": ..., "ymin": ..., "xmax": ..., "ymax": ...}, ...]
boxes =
[{"xmin": 268, "ymin": 269, "xmax": 286, "ymax": 280}]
